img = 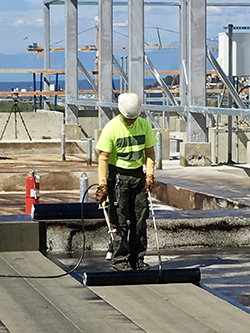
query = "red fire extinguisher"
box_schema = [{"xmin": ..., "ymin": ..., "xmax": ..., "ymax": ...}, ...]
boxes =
[{"xmin": 26, "ymin": 168, "xmax": 40, "ymax": 214}]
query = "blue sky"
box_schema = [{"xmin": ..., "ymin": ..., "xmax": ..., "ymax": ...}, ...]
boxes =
[{"xmin": 1, "ymin": 1, "xmax": 250, "ymax": 55}]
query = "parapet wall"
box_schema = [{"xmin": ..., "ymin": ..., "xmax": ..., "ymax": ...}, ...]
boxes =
[
  {"xmin": 0, "ymin": 140, "xmax": 88, "ymax": 156},
  {"xmin": 0, "ymin": 110, "xmax": 63, "ymax": 141},
  {"xmin": 209, "ymin": 127, "xmax": 250, "ymax": 164}
]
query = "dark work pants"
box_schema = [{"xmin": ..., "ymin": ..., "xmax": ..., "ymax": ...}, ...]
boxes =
[{"xmin": 108, "ymin": 167, "xmax": 149, "ymax": 265}]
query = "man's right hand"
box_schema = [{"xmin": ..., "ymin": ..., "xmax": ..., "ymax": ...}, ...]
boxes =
[
  {"xmin": 145, "ymin": 174, "xmax": 154, "ymax": 192},
  {"xmin": 95, "ymin": 185, "xmax": 108, "ymax": 204}
]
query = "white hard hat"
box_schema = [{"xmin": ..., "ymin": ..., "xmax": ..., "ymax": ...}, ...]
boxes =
[{"xmin": 118, "ymin": 92, "xmax": 142, "ymax": 119}]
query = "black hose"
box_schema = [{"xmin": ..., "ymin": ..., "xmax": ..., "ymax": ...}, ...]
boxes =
[{"xmin": 0, "ymin": 183, "xmax": 99, "ymax": 279}]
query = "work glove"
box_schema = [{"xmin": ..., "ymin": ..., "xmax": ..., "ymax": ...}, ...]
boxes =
[
  {"xmin": 145, "ymin": 174, "xmax": 154, "ymax": 192},
  {"xmin": 95, "ymin": 185, "xmax": 108, "ymax": 204}
]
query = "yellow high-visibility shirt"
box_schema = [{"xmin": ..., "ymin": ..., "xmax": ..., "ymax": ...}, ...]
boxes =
[{"xmin": 96, "ymin": 115, "xmax": 157, "ymax": 169}]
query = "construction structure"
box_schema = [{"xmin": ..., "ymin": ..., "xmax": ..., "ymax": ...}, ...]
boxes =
[{"xmin": 41, "ymin": 1, "xmax": 250, "ymax": 164}]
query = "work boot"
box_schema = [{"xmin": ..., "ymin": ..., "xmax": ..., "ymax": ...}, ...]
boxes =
[
  {"xmin": 136, "ymin": 260, "xmax": 150, "ymax": 271},
  {"xmin": 105, "ymin": 241, "xmax": 113, "ymax": 261},
  {"xmin": 128, "ymin": 257, "xmax": 137, "ymax": 270},
  {"xmin": 112, "ymin": 262, "xmax": 133, "ymax": 272}
]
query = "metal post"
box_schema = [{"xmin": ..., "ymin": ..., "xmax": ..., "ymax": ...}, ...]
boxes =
[
  {"xmin": 80, "ymin": 172, "xmax": 88, "ymax": 202},
  {"xmin": 228, "ymin": 24, "xmax": 233, "ymax": 163},
  {"xmin": 125, "ymin": 56, "xmax": 128, "ymax": 91},
  {"xmin": 249, "ymin": 76, "xmax": 250, "ymax": 107},
  {"xmin": 61, "ymin": 131, "xmax": 66, "ymax": 161},
  {"xmin": 155, "ymin": 131, "xmax": 162, "ymax": 170},
  {"xmin": 44, "ymin": 2, "xmax": 50, "ymax": 111},
  {"xmin": 40, "ymin": 73, "xmax": 43, "ymax": 109},
  {"xmin": 120, "ymin": 57, "xmax": 124, "ymax": 94},
  {"xmin": 236, "ymin": 116, "xmax": 239, "ymax": 163},
  {"xmin": 87, "ymin": 138, "xmax": 92, "ymax": 166},
  {"xmin": 54, "ymin": 73, "xmax": 59, "ymax": 111},
  {"xmin": 215, "ymin": 114, "xmax": 219, "ymax": 164},
  {"xmin": 33, "ymin": 73, "xmax": 37, "ymax": 112},
  {"xmin": 180, "ymin": 0, "xmax": 188, "ymax": 106},
  {"xmin": 162, "ymin": 111, "xmax": 166, "ymax": 129}
]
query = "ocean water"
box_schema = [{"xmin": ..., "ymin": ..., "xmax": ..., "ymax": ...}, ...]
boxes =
[{"xmin": 0, "ymin": 78, "xmax": 158, "ymax": 92}]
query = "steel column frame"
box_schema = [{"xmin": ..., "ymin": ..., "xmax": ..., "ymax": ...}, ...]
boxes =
[
  {"xmin": 180, "ymin": 0, "xmax": 188, "ymax": 107},
  {"xmin": 98, "ymin": 0, "xmax": 114, "ymax": 129},
  {"xmin": 228, "ymin": 24, "xmax": 234, "ymax": 163},
  {"xmin": 65, "ymin": 0, "xmax": 78, "ymax": 124},
  {"xmin": 44, "ymin": 3, "xmax": 50, "ymax": 110},
  {"xmin": 128, "ymin": 0, "xmax": 144, "ymax": 103},
  {"xmin": 188, "ymin": 0, "xmax": 206, "ymax": 107},
  {"xmin": 187, "ymin": 0, "xmax": 207, "ymax": 142},
  {"xmin": 44, "ymin": 0, "xmax": 250, "ymax": 133},
  {"xmin": 67, "ymin": 97, "xmax": 250, "ymax": 118}
]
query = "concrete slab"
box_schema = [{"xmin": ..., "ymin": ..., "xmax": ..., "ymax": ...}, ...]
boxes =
[
  {"xmin": 1, "ymin": 251, "xmax": 250, "ymax": 333},
  {"xmin": 0, "ymin": 252, "xmax": 142, "ymax": 333},
  {"xmin": 2, "ymin": 154, "xmax": 250, "ymax": 331},
  {"xmin": 154, "ymin": 162, "xmax": 250, "ymax": 209},
  {"xmin": 0, "ymin": 215, "xmax": 39, "ymax": 252},
  {"xmin": 90, "ymin": 283, "xmax": 250, "ymax": 333},
  {"xmin": 0, "ymin": 221, "xmax": 39, "ymax": 252}
]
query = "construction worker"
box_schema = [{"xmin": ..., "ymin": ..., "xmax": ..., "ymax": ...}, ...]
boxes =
[{"xmin": 95, "ymin": 92, "xmax": 157, "ymax": 272}]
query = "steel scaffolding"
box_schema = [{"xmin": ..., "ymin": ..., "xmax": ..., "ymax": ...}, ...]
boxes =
[{"xmin": 43, "ymin": 0, "xmax": 250, "ymax": 148}]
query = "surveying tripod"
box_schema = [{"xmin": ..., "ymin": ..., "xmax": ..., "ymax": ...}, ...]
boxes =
[{"xmin": 0, "ymin": 100, "xmax": 32, "ymax": 141}]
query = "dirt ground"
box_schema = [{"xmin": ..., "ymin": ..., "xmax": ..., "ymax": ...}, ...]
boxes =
[
  {"xmin": 0, "ymin": 154, "xmax": 167, "ymax": 215},
  {"xmin": 0, "ymin": 154, "xmax": 98, "ymax": 215},
  {"xmin": 0, "ymin": 153, "xmax": 98, "ymax": 173}
]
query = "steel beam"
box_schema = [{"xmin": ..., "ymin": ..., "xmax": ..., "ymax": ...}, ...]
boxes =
[
  {"xmin": 187, "ymin": 0, "xmax": 207, "ymax": 142},
  {"xmin": 65, "ymin": 0, "xmax": 78, "ymax": 125},
  {"xmin": 188, "ymin": 0, "xmax": 206, "ymax": 107},
  {"xmin": 44, "ymin": 0, "xmax": 63, "ymax": 4},
  {"xmin": 144, "ymin": 53, "xmax": 179, "ymax": 108},
  {"xmin": 98, "ymin": 0, "xmax": 113, "ymax": 129},
  {"xmin": 113, "ymin": 56, "xmax": 128, "ymax": 86},
  {"xmin": 77, "ymin": 58, "xmax": 98, "ymax": 95},
  {"xmin": 128, "ymin": 0, "xmax": 144, "ymax": 102},
  {"xmin": 207, "ymin": 3, "xmax": 250, "ymax": 6},
  {"xmin": 67, "ymin": 97, "xmax": 250, "ymax": 117},
  {"xmin": 44, "ymin": 1, "xmax": 181, "ymax": 6},
  {"xmin": 45, "ymin": 1, "xmax": 250, "ymax": 6},
  {"xmin": 206, "ymin": 47, "xmax": 246, "ymax": 110},
  {"xmin": 179, "ymin": 0, "xmax": 188, "ymax": 107}
]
